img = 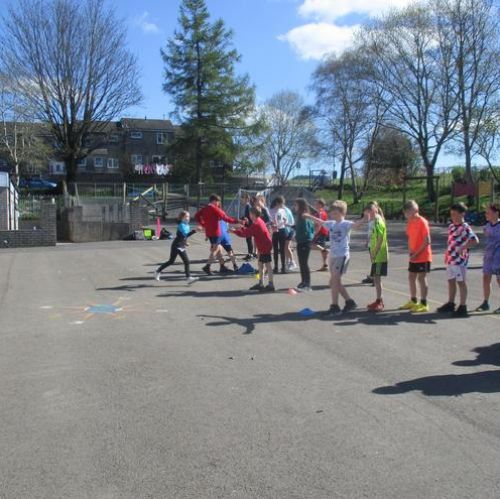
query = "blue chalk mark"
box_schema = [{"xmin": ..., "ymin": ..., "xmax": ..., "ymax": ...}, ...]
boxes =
[{"xmin": 86, "ymin": 304, "xmax": 122, "ymax": 314}]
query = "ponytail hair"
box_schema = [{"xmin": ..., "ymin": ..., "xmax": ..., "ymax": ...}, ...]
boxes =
[{"xmin": 364, "ymin": 201, "xmax": 385, "ymax": 221}]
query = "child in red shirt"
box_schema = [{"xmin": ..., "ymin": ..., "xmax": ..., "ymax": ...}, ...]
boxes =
[
  {"xmin": 232, "ymin": 207, "xmax": 275, "ymax": 292},
  {"xmin": 312, "ymin": 198, "xmax": 329, "ymax": 271},
  {"xmin": 195, "ymin": 194, "xmax": 238, "ymax": 275},
  {"xmin": 399, "ymin": 200, "xmax": 432, "ymax": 313}
]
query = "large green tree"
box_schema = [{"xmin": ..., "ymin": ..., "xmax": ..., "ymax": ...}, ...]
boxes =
[{"xmin": 161, "ymin": 0, "xmax": 256, "ymax": 189}]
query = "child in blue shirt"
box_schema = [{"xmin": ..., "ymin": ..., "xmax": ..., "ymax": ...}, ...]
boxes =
[{"xmin": 219, "ymin": 220, "xmax": 239, "ymax": 273}]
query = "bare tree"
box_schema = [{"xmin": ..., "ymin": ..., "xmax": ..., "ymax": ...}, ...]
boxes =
[
  {"xmin": 0, "ymin": 73, "xmax": 50, "ymax": 184},
  {"xmin": 475, "ymin": 100, "xmax": 500, "ymax": 182},
  {"xmin": 433, "ymin": 0, "xmax": 500, "ymax": 184},
  {"xmin": 312, "ymin": 49, "xmax": 386, "ymax": 201},
  {"xmin": 0, "ymin": 0, "xmax": 142, "ymax": 183},
  {"xmin": 259, "ymin": 91, "xmax": 318, "ymax": 185},
  {"xmin": 359, "ymin": 5, "xmax": 459, "ymax": 201}
]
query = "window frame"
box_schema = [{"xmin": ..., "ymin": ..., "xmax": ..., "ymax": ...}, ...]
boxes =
[{"xmin": 130, "ymin": 131, "xmax": 143, "ymax": 140}]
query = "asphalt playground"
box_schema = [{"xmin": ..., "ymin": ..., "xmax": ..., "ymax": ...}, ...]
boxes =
[{"xmin": 1, "ymin": 222, "xmax": 499, "ymax": 498}]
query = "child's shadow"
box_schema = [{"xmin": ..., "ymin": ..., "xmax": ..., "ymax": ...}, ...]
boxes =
[
  {"xmin": 453, "ymin": 343, "xmax": 500, "ymax": 367},
  {"xmin": 334, "ymin": 310, "xmax": 445, "ymax": 327}
]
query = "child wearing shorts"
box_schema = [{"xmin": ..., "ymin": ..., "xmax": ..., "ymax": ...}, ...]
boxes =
[
  {"xmin": 306, "ymin": 200, "xmax": 366, "ymax": 315},
  {"xmin": 399, "ymin": 200, "xmax": 432, "ymax": 313},
  {"xmin": 232, "ymin": 207, "xmax": 275, "ymax": 292},
  {"xmin": 365, "ymin": 201, "xmax": 389, "ymax": 312},
  {"xmin": 219, "ymin": 220, "xmax": 239, "ymax": 273},
  {"xmin": 475, "ymin": 203, "xmax": 500, "ymax": 313},
  {"xmin": 437, "ymin": 202, "xmax": 479, "ymax": 318}
]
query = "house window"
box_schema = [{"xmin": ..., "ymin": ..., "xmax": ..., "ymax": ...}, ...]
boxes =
[
  {"xmin": 107, "ymin": 158, "xmax": 119, "ymax": 169},
  {"xmin": 94, "ymin": 157, "xmax": 104, "ymax": 169},
  {"xmin": 109, "ymin": 133, "xmax": 119, "ymax": 143},
  {"xmin": 83, "ymin": 137, "xmax": 92, "ymax": 147},
  {"xmin": 152, "ymin": 155, "xmax": 164, "ymax": 163},
  {"xmin": 156, "ymin": 132, "xmax": 166, "ymax": 144},
  {"xmin": 77, "ymin": 158, "xmax": 87, "ymax": 170},
  {"xmin": 130, "ymin": 131, "xmax": 143, "ymax": 139},
  {"xmin": 131, "ymin": 154, "xmax": 143, "ymax": 165}
]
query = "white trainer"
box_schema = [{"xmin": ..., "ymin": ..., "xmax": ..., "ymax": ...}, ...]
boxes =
[
  {"xmin": 155, "ymin": 272, "xmax": 161, "ymax": 281},
  {"xmin": 186, "ymin": 276, "xmax": 199, "ymax": 285}
]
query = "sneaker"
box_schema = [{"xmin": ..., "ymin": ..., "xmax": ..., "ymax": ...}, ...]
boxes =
[
  {"xmin": 437, "ymin": 302, "xmax": 455, "ymax": 313},
  {"xmin": 186, "ymin": 276, "xmax": 199, "ymax": 285},
  {"xmin": 318, "ymin": 265, "xmax": 328, "ymax": 272},
  {"xmin": 219, "ymin": 266, "xmax": 231, "ymax": 274},
  {"xmin": 263, "ymin": 283, "xmax": 275, "ymax": 292},
  {"xmin": 323, "ymin": 304, "xmax": 342, "ymax": 316},
  {"xmin": 343, "ymin": 299, "xmax": 357, "ymax": 313},
  {"xmin": 243, "ymin": 254, "xmax": 252, "ymax": 261},
  {"xmin": 452, "ymin": 305, "xmax": 469, "ymax": 318},
  {"xmin": 250, "ymin": 283, "xmax": 264, "ymax": 291},
  {"xmin": 399, "ymin": 300, "xmax": 418, "ymax": 311},
  {"xmin": 362, "ymin": 276, "xmax": 374, "ymax": 284},
  {"xmin": 494, "ymin": 307, "xmax": 500, "ymax": 315},
  {"xmin": 296, "ymin": 282, "xmax": 305, "ymax": 289},
  {"xmin": 412, "ymin": 303, "xmax": 429, "ymax": 313},
  {"xmin": 273, "ymin": 267, "xmax": 279, "ymax": 274},
  {"xmin": 289, "ymin": 263, "xmax": 298, "ymax": 271},
  {"xmin": 296, "ymin": 286, "xmax": 312, "ymax": 293},
  {"xmin": 233, "ymin": 264, "xmax": 239, "ymax": 272},
  {"xmin": 155, "ymin": 271, "xmax": 161, "ymax": 281},
  {"xmin": 202, "ymin": 264, "xmax": 212, "ymax": 276},
  {"xmin": 475, "ymin": 301, "xmax": 490, "ymax": 312},
  {"xmin": 281, "ymin": 268, "xmax": 287, "ymax": 274},
  {"xmin": 367, "ymin": 299, "xmax": 384, "ymax": 312}
]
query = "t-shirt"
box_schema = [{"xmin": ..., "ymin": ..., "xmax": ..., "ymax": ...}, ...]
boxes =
[
  {"xmin": 270, "ymin": 207, "xmax": 288, "ymax": 231},
  {"xmin": 220, "ymin": 220, "xmax": 231, "ymax": 246},
  {"xmin": 318, "ymin": 209, "xmax": 329, "ymax": 236},
  {"xmin": 324, "ymin": 219, "xmax": 354, "ymax": 258},
  {"xmin": 445, "ymin": 222, "xmax": 478, "ymax": 266},
  {"xmin": 295, "ymin": 217, "xmax": 315, "ymax": 244},
  {"xmin": 484, "ymin": 222, "xmax": 500, "ymax": 257},
  {"xmin": 407, "ymin": 215, "xmax": 432, "ymax": 263},
  {"xmin": 369, "ymin": 215, "xmax": 389, "ymax": 263}
]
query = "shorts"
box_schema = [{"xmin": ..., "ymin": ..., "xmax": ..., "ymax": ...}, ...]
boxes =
[
  {"xmin": 483, "ymin": 252, "xmax": 500, "ymax": 275},
  {"xmin": 209, "ymin": 236, "xmax": 222, "ymax": 245},
  {"xmin": 370, "ymin": 262, "xmax": 388, "ymax": 277},
  {"xmin": 259, "ymin": 253, "xmax": 272, "ymax": 263},
  {"xmin": 314, "ymin": 234, "xmax": 328, "ymax": 248},
  {"xmin": 222, "ymin": 243, "xmax": 233, "ymax": 253},
  {"xmin": 287, "ymin": 229, "xmax": 295, "ymax": 241},
  {"xmin": 408, "ymin": 262, "xmax": 431, "ymax": 273},
  {"xmin": 330, "ymin": 256, "xmax": 349, "ymax": 275},
  {"xmin": 446, "ymin": 264, "xmax": 467, "ymax": 282}
]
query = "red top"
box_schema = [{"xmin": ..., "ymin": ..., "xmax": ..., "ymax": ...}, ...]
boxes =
[
  {"xmin": 195, "ymin": 204, "xmax": 237, "ymax": 237},
  {"xmin": 407, "ymin": 215, "xmax": 432, "ymax": 263},
  {"xmin": 318, "ymin": 209, "xmax": 328, "ymax": 236},
  {"xmin": 234, "ymin": 218, "xmax": 272, "ymax": 254}
]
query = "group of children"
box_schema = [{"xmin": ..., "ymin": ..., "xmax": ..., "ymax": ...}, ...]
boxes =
[{"xmin": 154, "ymin": 192, "xmax": 500, "ymax": 318}]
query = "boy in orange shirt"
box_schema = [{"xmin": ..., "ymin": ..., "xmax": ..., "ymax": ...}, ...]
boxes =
[{"xmin": 399, "ymin": 200, "xmax": 432, "ymax": 313}]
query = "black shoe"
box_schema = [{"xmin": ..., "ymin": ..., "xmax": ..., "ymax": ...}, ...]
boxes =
[
  {"xmin": 362, "ymin": 276, "xmax": 374, "ymax": 284},
  {"xmin": 324, "ymin": 304, "xmax": 342, "ymax": 316},
  {"xmin": 475, "ymin": 301, "xmax": 490, "ymax": 312},
  {"xmin": 296, "ymin": 282, "xmax": 305, "ymax": 289},
  {"xmin": 243, "ymin": 254, "xmax": 252, "ymax": 261},
  {"xmin": 219, "ymin": 266, "xmax": 231, "ymax": 274},
  {"xmin": 437, "ymin": 302, "xmax": 455, "ymax": 313},
  {"xmin": 273, "ymin": 267, "xmax": 279, "ymax": 274},
  {"xmin": 233, "ymin": 265, "xmax": 239, "ymax": 272},
  {"xmin": 281, "ymin": 268, "xmax": 287, "ymax": 274},
  {"xmin": 263, "ymin": 283, "xmax": 275, "ymax": 292},
  {"xmin": 250, "ymin": 283, "xmax": 264, "ymax": 291},
  {"xmin": 343, "ymin": 299, "xmax": 357, "ymax": 313},
  {"xmin": 452, "ymin": 305, "xmax": 470, "ymax": 318},
  {"xmin": 202, "ymin": 264, "xmax": 212, "ymax": 276}
]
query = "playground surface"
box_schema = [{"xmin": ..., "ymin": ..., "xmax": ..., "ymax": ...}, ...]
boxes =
[{"xmin": 1, "ymin": 222, "xmax": 499, "ymax": 499}]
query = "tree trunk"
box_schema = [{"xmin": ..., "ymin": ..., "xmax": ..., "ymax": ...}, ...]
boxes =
[
  {"xmin": 196, "ymin": 135, "xmax": 202, "ymax": 208},
  {"xmin": 338, "ymin": 154, "xmax": 347, "ymax": 200},
  {"xmin": 423, "ymin": 160, "xmax": 436, "ymax": 202},
  {"xmin": 65, "ymin": 156, "xmax": 77, "ymax": 185}
]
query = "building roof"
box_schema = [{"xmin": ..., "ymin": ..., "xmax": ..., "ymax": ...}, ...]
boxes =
[{"xmin": 120, "ymin": 118, "xmax": 174, "ymax": 131}]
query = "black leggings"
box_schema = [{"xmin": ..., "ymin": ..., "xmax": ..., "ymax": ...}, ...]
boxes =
[
  {"xmin": 246, "ymin": 237, "xmax": 254, "ymax": 255},
  {"xmin": 157, "ymin": 243, "xmax": 190, "ymax": 277},
  {"xmin": 272, "ymin": 229, "xmax": 287, "ymax": 271},
  {"xmin": 297, "ymin": 242, "xmax": 311, "ymax": 286}
]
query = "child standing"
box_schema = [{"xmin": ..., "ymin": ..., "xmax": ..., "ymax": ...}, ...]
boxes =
[
  {"xmin": 270, "ymin": 196, "xmax": 288, "ymax": 274},
  {"xmin": 475, "ymin": 203, "xmax": 500, "ymax": 313},
  {"xmin": 399, "ymin": 200, "xmax": 432, "ymax": 313},
  {"xmin": 365, "ymin": 201, "xmax": 389, "ymax": 312},
  {"xmin": 312, "ymin": 198, "xmax": 329, "ymax": 271},
  {"xmin": 194, "ymin": 194, "xmax": 238, "ymax": 276},
  {"xmin": 155, "ymin": 211, "xmax": 199, "ymax": 284},
  {"xmin": 283, "ymin": 199, "xmax": 298, "ymax": 270},
  {"xmin": 241, "ymin": 193, "xmax": 256, "ymax": 261},
  {"xmin": 232, "ymin": 207, "xmax": 275, "ymax": 292},
  {"xmin": 306, "ymin": 200, "xmax": 364, "ymax": 315},
  {"xmin": 437, "ymin": 202, "xmax": 479, "ymax": 318},
  {"xmin": 293, "ymin": 198, "xmax": 315, "ymax": 292}
]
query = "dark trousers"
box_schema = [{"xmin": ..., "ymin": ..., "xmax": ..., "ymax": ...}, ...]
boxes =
[
  {"xmin": 246, "ymin": 237, "xmax": 254, "ymax": 255},
  {"xmin": 297, "ymin": 242, "xmax": 311, "ymax": 286},
  {"xmin": 272, "ymin": 229, "xmax": 287, "ymax": 271},
  {"xmin": 157, "ymin": 243, "xmax": 190, "ymax": 277}
]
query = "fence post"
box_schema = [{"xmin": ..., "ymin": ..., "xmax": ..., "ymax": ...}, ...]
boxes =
[
  {"xmin": 122, "ymin": 182, "xmax": 127, "ymax": 205},
  {"xmin": 162, "ymin": 182, "xmax": 168, "ymax": 220}
]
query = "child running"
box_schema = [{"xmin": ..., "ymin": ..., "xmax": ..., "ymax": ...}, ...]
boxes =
[
  {"xmin": 365, "ymin": 201, "xmax": 389, "ymax": 312},
  {"xmin": 306, "ymin": 200, "xmax": 365, "ymax": 315},
  {"xmin": 475, "ymin": 203, "xmax": 500, "ymax": 313},
  {"xmin": 219, "ymin": 220, "xmax": 239, "ymax": 273},
  {"xmin": 399, "ymin": 200, "xmax": 432, "ymax": 313},
  {"xmin": 232, "ymin": 207, "xmax": 275, "ymax": 292},
  {"xmin": 194, "ymin": 194, "xmax": 238, "ymax": 276},
  {"xmin": 293, "ymin": 198, "xmax": 315, "ymax": 292},
  {"xmin": 155, "ymin": 211, "xmax": 199, "ymax": 284},
  {"xmin": 437, "ymin": 202, "xmax": 479, "ymax": 318},
  {"xmin": 311, "ymin": 198, "xmax": 329, "ymax": 272}
]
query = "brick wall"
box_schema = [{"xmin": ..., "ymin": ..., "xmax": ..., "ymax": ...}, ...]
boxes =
[{"xmin": 0, "ymin": 202, "xmax": 56, "ymax": 249}]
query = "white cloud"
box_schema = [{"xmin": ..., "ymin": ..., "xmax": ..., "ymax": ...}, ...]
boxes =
[
  {"xmin": 134, "ymin": 12, "xmax": 161, "ymax": 35},
  {"xmin": 298, "ymin": 0, "xmax": 413, "ymax": 21},
  {"xmin": 278, "ymin": 22, "xmax": 357, "ymax": 60}
]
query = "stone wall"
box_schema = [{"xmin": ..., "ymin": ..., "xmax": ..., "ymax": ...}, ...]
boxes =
[{"xmin": 0, "ymin": 202, "xmax": 57, "ymax": 249}]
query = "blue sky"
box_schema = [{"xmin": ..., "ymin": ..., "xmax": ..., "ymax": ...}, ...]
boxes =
[{"xmin": 0, "ymin": 0, "xmax": 463, "ymax": 167}]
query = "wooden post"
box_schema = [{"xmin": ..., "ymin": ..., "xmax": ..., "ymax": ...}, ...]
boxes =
[{"xmin": 162, "ymin": 182, "xmax": 168, "ymax": 220}]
